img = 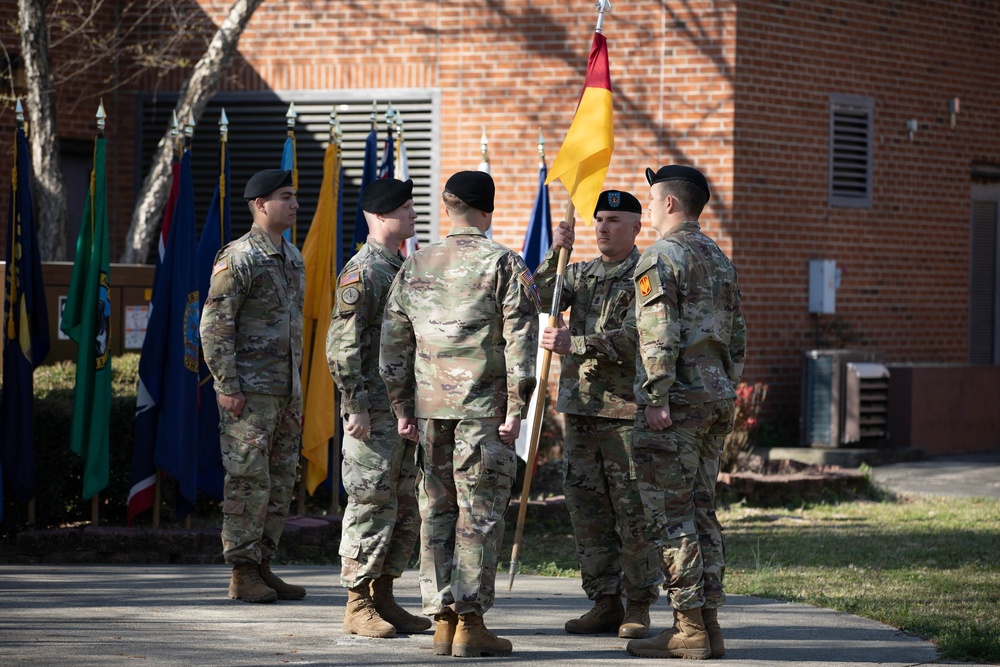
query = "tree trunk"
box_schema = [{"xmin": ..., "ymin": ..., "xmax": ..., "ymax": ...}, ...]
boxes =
[
  {"xmin": 120, "ymin": 0, "xmax": 265, "ymax": 263},
  {"xmin": 19, "ymin": 0, "xmax": 68, "ymax": 261}
]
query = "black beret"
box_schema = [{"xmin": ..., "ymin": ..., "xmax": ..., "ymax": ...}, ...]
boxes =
[
  {"xmin": 244, "ymin": 168, "xmax": 294, "ymax": 200},
  {"xmin": 444, "ymin": 171, "xmax": 495, "ymax": 213},
  {"xmin": 361, "ymin": 178, "xmax": 413, "ymax": 214},
  {"xmin": 645, "ymin": 165, "xmax": 710, "ymax": 200},
  {"xmin": 594, "ymin": 190, "xmax": 643, "ymax": 216}
]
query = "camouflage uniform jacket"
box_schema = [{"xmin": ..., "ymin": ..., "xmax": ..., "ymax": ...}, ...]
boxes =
[
  {"xmin": 327, "ymin": 236, "xmax": 402, "ymax": 414},
  {"xmin": 380, "ymin": 226, "xmax": 541, "ymax": 420},
  {"xmin": 631, "ymin": 220, "xmax": 746, "ymax": 408},
  {"xmin": 534, "ymin": 245, "xmax": 640, "ymax": 419},
  {"xmin": 201, "ymin": 224, "xmax": 305, "ymax": 397}
]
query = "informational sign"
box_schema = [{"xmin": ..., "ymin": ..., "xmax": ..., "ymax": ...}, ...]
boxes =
[{"xmin": 125, "ymin": 304, "xmax": 150, "ymax": 349}]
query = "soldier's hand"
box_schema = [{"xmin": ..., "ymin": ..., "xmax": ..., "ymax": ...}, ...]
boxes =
[
  {"xmin": 397, "ymin": 417, "xmax": 418, "ymax": 442},
  {"xmin": 218, "ymin": 391, "xmax": 246, "ymax": 417},
  {"xmin": 644, "ymin": 405, "xmax": 673, "ymax": 431},
  {"xmin": 498, "ymin": 415, "xmax": 521, "ymax": 444},
  {"xmin": 346, "ymin": 410, "xmax": 371, "ymax": 441},
  {"xmin": 540, "ymin": 325, "xmax": 572, "ymax": 355},
  {"xmin": 552, "ymin": 221, "xmax": 575, "ymax": 250}
]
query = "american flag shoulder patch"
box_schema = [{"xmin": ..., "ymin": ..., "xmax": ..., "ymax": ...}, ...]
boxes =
[
  {"xmin": 340, "ymin": 270, "xmax": 361, "ymax": 286},
  {"xmin": 212, "ymin": 259, "xmax": 228, "ymax": 276},
  {"xmin": 519, "ymin": 269, "xmax": 534, "ymax": 287}
]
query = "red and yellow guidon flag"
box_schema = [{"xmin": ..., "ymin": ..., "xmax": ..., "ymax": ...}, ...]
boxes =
[{"xmin": 546, "ymin": 32, "xmax": 613, "ymax": 225}]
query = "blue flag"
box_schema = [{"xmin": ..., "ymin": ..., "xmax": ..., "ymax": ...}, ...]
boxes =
[
  {"xmin": 194, "ymin": 141, "xmax": 230, "ymax": 502},
  {"xmin": 378, "ymin": 131, "xmax": 394, "ymax": 180},
  {"xmin": 520, "ymin": 162, "xmax": 552, "ymax": 272},
  {"xmin": 281, "ymin": 134, "xmax": 296, "ymax": 244},
  {"xmin": 351, "ymin": 129, "xmax": 379, "ymax": 253},
  {"xmin": 128, "ymin": 156, "xmax": 180, "ymax": 525},
  {"xmin": 130, "ymin": 149, "xmax": 200, "ymax": 522},
  {"xmin": 2, "ymin": 126, "xmax": 50, "ymax": 520}
]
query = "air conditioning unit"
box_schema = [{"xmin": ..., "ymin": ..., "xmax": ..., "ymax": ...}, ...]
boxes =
[{"xmin": 800, "ymin": 350, "xmax": 889, "ymax": 447}]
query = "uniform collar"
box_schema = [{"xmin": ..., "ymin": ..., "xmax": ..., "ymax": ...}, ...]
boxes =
[
  {"xmin": 666, "ymin": 220, "xmax": 702, "ymax": 235},
  {"xmin": 249, "ymin": 224, "xmax": 286, "ymax": 256},
  {"xmin": 366, "ymin": 236, "xmax": 403, "ymax": 266},
  {"xmin": 446, "ymin": 226, "xmax": 487, "ymax": 238}
]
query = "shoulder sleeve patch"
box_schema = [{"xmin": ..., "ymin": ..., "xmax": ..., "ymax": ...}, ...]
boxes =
[
  {"xmin": 212, "ymin": 259, "xmax": 228, "ymax": 276},
  {"xmin": 636, "ymin": 265, "xmax": 664, "ymax": 307},
  {"xmin": 339, "ymin": 270, "xmax": 361, "ymax": 287},
  {"xmin": 519, "ymin": 268, "xmax": 534, "ymax": 288}
]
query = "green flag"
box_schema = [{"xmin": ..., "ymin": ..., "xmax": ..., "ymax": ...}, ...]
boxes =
[{"xmin": 60, "ymin": 136, "xmax": 111, "ymax": 500}]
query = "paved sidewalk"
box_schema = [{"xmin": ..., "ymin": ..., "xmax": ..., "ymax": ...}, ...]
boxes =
[
  {"xmin": 871, "ymin": 452, "xmax": 1000, "ymax": 499},
  {"xmin": 0, "ymin": 564, "xmax": 947, "ymax": 667}
]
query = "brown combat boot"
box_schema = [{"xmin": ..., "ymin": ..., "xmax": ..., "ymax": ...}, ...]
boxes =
[
  {"xmin": 619, "ymin": 599, "xmax": 651, "ymax": 638},
  {"xmin": 565, "ymin": 593, "xmax": 624, "ymax": 634},
  {"xmin": 258, "ymin": 560, "xmax": 306, "ymax": 600},
  {"xmin": 228, "ymin": 562, "xmax": 278, "ymax": 603},
  {"xmin": 626, "ymin": 607, "xmax": 710, "ymax": 660},
  {"xmin": 433, "ymin": 608, "xmax": 459, "ymax": 656},
  {"xmin": 370, "ymin": 575, "xmax": 432, "ymax": 633},
  {"xmin": 343, "ymin": 583, "xmax": 396, "ymax": 638},
  {"xmin": 702, "ymin": 607, "xmax": 726, "ymax": 658},
  {"xmin": 452, "ymin": 612, "xmax": 513, "ymax": 657}
]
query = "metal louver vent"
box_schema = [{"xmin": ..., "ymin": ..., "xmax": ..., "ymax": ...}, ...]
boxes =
[
  {"xmin": 137, "ymin": 91, "xmax": 439, "ymax": 265},
  {"xmin": 829, "ymin": 95, "xmax": 873, "ymax": 209}
]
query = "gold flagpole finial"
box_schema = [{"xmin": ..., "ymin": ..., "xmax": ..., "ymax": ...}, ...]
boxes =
[
  {"xmin": 394, "ymin": 110, "xmax": 404, "ymax": 141},
  {"xmin": 370, "ymin": 100, "xmax": 378, "ymax": 131},
  {"xmin": 480, "ymin": 127, "xmax": 490, "ymax": 164},
  {"xmin": 96, "ymin": 99, "xmax": 107, "ymax": 134},
  {"xmin": 219, "ymin": 108, "xmax": 230, "ymax": 143},
  {"xmin": 538, "ymin": 127, "xmax": 546, "ymax": 164},
  {"xmin": 385, "ymin": 102, "xmax": 395, "ymax": 128},
  {"xmin": 286, "ymin": 101, "xmax": 297, "ymax": 130},
  {"xmin": 15, "ymin": 98, "xmax": 25, "ymax": 129}
]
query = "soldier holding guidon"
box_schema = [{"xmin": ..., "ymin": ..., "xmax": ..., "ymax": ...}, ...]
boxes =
[{"xmin": 534, "ymin": 189, "xmax": 662, "ymax": 640}]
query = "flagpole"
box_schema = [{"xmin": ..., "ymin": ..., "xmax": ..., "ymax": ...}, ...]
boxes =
[
  {"xmin": 219, "ymin": 109, "xmax": 229, "ymax": 243},
  {"xmin": 286, "ymin": 102, "xmax": 298, "ymax": 245},
  {"xmin": 508, "ymin": 0, "xmax": 611, "ymax": 591},
  {"xmin": 90, "ymin": 100, "xmax": 108, "ymax": 528},
  {"xmin": 14, "ymin": 98, "xmax": 38, "ymax": 528},
  {"xmin": 331, "ymin": 113, "xmax": 344, "ymax": 515}
]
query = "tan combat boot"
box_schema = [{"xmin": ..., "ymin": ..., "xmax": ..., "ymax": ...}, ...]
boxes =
[
  {"xmin": 228, "ymin": 562, "xmax": 278, "ymax": 603},
  {"xmin": 433, "ymin": 608, "xmax": 459, "ymax": 656},
  {"xmin": 343, "ymin": 583, "xmax": 396, "ymax": 638},
  {"xmin": 625, "ymin": 607, "xmax": 710, "ymax": 660},
  {"xmin": 564, "ymin": 593, "xmax": 624, "ymax": 634},
  {"xmin": 702, "ymin": 606, "xmax": 726, "ymax": 658},
  {"xmin": 452, "ymin": 612, "xmax": 513, "ymax": 657},
  {"xmin": 370, "ymin": 575, "xmax": 432, "ymax": 633},
  {"xmin": 619, "ymin": 599, "xmax": 651, "ymax": 638},
  {"xmin": 258, "ymin": 560, "xmax": 306, "ymax": 600}
]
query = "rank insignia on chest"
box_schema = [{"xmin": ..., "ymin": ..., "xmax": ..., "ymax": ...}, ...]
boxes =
[
  {"xmin": 340, "ymin": 271, "xmax": 360, "ymax": 286},
  {"xmin": 212, "ymin": 259, "xmax": 228, "ymax": 276},
  {"xmin": 639, "ymin": 275, "xmax": 652, "ymax": 297}
]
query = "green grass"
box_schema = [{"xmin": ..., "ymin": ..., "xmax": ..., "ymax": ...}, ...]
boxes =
[{"xmin": 504, "ymin": 496, "xmax": 1000, "ymax": 664}]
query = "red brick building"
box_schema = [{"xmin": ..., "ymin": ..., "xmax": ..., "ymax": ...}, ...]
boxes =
[{"xmin": 2, "ymin": 0, "xmax": 999, "ymax": 440}]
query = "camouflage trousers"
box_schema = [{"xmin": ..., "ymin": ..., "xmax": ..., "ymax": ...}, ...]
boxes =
[
  {"xmin": 417, "ymin": 417, "xmax": 516, "ymax": 616},
  {"xmin": 339, "ymin": 409, "xmax": 420, "ymax": 588},
  {"xmin": 563, "ymin": 414, "xmax": 662, "ymax": 603},
  {"xmin": 632, "ymin": 399, "xmax": 735, "ymax": 611},
  {"xmin": 220, "ymin": 392, "xmax": 301, "ymax": 564}
]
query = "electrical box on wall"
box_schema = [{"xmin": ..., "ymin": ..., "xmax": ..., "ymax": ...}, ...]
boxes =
[{"xmin": 809, "ymin": 259, "xmax": 837, "ymax": 314}]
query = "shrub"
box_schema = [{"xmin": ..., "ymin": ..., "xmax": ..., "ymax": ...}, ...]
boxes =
[{"xmin": 721, "ymin": 382, "xmax": 768, "ymax": 472}]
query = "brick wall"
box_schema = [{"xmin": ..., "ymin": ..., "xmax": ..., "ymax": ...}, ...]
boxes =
[{"xmin": 2, "ymin": 0, "xmax": 998, "ymax": 435}]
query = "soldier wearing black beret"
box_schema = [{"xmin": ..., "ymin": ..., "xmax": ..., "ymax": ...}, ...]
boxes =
[
  {"xmin": 626, "ymin": 165, "xmax": 746, "ymax": 660},
  {"xmin": 534, "ymin": 187, "xmax": 659, "ymax": 640},
  {"xmin": 326, "ymin": 177, "xmax": 425, "ymax": 638},
  {"xmin": 201, "ymin": 167, "xmax": 306, "ymax": 603}
]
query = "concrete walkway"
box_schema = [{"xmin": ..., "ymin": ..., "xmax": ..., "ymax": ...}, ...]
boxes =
[{"xmin": 0, "ymin": 564, "xmax": 947, "ymax": 667}]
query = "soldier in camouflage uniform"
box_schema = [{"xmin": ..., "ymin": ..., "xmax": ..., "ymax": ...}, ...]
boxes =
[
  {"xmin": 534, "ymin": 190, "xmax": 662, "ymax": 640},
  {"xmin": 379, "ymin": 171, "xmax": 539, "ymax": 658},
  {"xmin": 200, "ymin": 169, "xmax": 307, "ymax": 604},
  {"xmin": 624, "ymin": 165, "xmax": 747, "ymax": 660},
  {"xmin": 326, "ymin": 178, "xmax": 429, "ymax": 638}
]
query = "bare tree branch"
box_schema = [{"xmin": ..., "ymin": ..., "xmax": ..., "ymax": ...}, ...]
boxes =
[{"xmin": 121, "ymin": 0, "xmax": 265, "ymax": 263}]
